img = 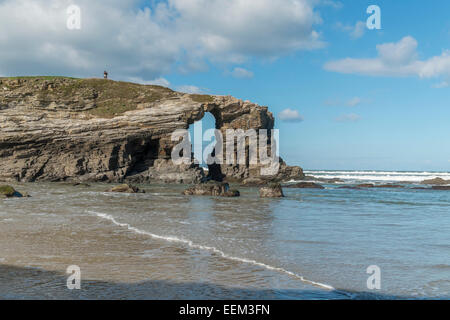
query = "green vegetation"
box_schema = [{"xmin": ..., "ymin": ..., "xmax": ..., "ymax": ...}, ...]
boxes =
[
  {"xmin": 190, "ymin": 94, "xmax": 215, "ymax": 104},
  {"xmin": 88, "ymin": 100, "xmax": 140, "ymax": 118},
  {"xmin": 0, "ymin": 185, "xmax": 16, "ymax": 197},
  {"xmin": 81, "ymin": 79, "xmax": 176, "ymax": 118},
  {"xmin": 1, "ymin": 76, "xmax": 181, "ymax": 118},
  {"xmin": 0, "ymin": 76, "xmax": 77, "ymax": 80}
]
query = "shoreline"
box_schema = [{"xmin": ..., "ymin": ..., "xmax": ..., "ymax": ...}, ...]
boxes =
[{"xmin": 1, "ymin": 181, "xmax": 449, "ymax": 299}]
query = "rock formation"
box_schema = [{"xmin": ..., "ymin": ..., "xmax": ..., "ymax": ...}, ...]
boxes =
[
  {"xmin": 0, "ymin": 77, "xmax": 304, "ymax": 184},
  {"xmin": 259, "ymin": 183, "xmax": 285, "ymax": 198},
  {"xmin": 339, "ymin": 184, "xmax": 405, "ymax": 190},
  {"xmin": 431, "ymin": 186, "xmax": 450, "ymax": 191},
  {"xmin": 284, "ymin": 182, "xmax": 325, "ymax": 189},
  {"xmin": 106, "ymin": 184, "xmax": 145, "ymax": 193},
  {"xmin": 421, "ymin": 178, "xmax": 450, "ymax": 185},
  {"xmin": 183, "ymin": 182, "xmax": 240, "ymax": 197},
  {"xmin": 0, "ymin": 185, "xmax": 24, "ymax": 198}
]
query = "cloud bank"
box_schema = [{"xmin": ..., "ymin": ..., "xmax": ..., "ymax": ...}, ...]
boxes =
[
  {"xmin": 229, "ymin": 67, "xmax": 254, "ymax": 79},
  {"xmin": 0, "ymin": 0, "xmax": 324, "ymax": 81},
  {"xmin": 324, "ymin": 36, "xmax": 450, "ymax": 79},
  {"xmin": 336, "ymin": 21, "xmax": 366, "ymax": 39}
]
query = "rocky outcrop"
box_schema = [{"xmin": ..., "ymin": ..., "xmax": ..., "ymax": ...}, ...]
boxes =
[
  {"xmin": 421, "ymin": 178, "xmax": 450, "ymax": 185},
  {"xmin": 183, "ymin": 182, "xmax": 240, "ymax": 197},
  {"xmin": 339, "ymin": 184, "xmax": 405, "ymax": 190},
  {"xmin": 259, "ymin": 183, "xmax": 284, "ymax": 198},
  {"xmin": 375, "ymin": 184, "xmax": 404, "ymax": 189},
  {"xmin": 285, "ymin": 182, "xmax": 325, "ymax": 189},
  {"xmin": 304, "ymin": 176, "xmax": 344, "ymax": 184},
  {"xmin": 0, "ymin": 77, "xmax": 304, "ymax": 184},
  {"xmin": 106, "ymin": 184, "xmax": 145, "ymax": 193},
  {"xmin": 240, "ymin": 177, "xmax": 269, "ymax": 187},
  {"xmin": 431, "ymin": 186, "xmax": 450, "ymax": 191},
  {"xmin": 0, "ymin": 185, "xmax": 24, "ymax": 198}
]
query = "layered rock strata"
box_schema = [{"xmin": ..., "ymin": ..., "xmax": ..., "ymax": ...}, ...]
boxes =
[{"xmin": 0, "ymin": 77, "xmax": 304, "ymax": 184}]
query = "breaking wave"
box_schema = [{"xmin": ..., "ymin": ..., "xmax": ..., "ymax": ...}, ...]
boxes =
[{"xmin": 304, "ymin": 170, "xmax": 450, "ymax": 183}]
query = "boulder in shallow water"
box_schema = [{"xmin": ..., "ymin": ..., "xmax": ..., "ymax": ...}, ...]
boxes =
[
  {"xmin": 431, "ymin": 186, "xmax": 450, "ymax": 191},
  {"xmin": 374, "ymin": 184, "xmax": 404, "ymax": 189},
  {"xmin": 183, "ymin": 182, "xmax": 240, "ymax": 197},
  {"xmin": 356, "ymin": 184, "xmax": 375, "ymax": 188},
  {"xmin": 223, "ymin": 189, "xmax": 241, "ymax": 197},
  {"xmin": 0, "ymin": 185, "xmax": 24, "ymax": 198},
  {"xmin": 259, "ymin": 183, "xmax": 285, "ymax": 198},
  {"xmin": 106, "ymin": 184, "xmax": 145, "ymax": 193},
  {"xmin": 241, "ymin": 178, "xmax": 271, "ymax": 187},
  {"xmin": 284, "ymin": 182, "xmax": 325, "ymax": 189},
  {"xmin": 339, "ymin": 184, "xmax": 374, "ymax": 190},
  {"xmin": 421, "ymin": 177, "xmax": 450, "ymax": 185},
  {"xmin": 304, "ymin": 176, "xmax": 344, "ymax": 184}
]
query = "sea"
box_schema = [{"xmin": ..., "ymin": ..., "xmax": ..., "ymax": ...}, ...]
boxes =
[{"xmin": 0, "ymin": 170, "xmax": 449, "ymax": 299}]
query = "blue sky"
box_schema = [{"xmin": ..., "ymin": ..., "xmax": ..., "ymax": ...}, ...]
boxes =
[
  {"xmin": 1, "ymin": 0, "xmax": 449, "ymax": 171},
  {"xmin": 174, "ymin": 1, "xmax": 450, "ymax": 171}
]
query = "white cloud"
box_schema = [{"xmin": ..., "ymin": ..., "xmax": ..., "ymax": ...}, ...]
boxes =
[
  {"xmin": 0, "ymin": 0, "xmax": 324, "ymax": 81},
  {"xmin": 175, "ymin": 85, "xmax": 204, "ymax": 94},
  {"xmin": 324, "ymin": 97, "xmax": 363, "ymax": 107},
  {"xmin": 173, "ymin": 0, "xmax": 325, "ymax": 63},
  {"xmin": 128, "ymin": 77, "xmax": 171, "ymax": 87},
  {"xmin": 335, "ymin": 113, "xmax": 360, "ymax": 122},
  {"xmin": 346, "ymin": 97, "xmax": 362, "ymax": 107},
  {"xmin": 320, "ymin": 0, "xmax": 343, "ymax": 9},
  {"xmin": 126, "ymin": 76, "xmax": 204, "ymax": 93},
  {"xmin": 324, "ymin": 36, "xmax": 450, "ymax": 79},
  {"xmin": 229, "ymin": 67, "xmax": 254, "ymax": 79},
  {"xmin": 336, "ymin": 21, "xmax": 366, "ymax": 39},
  {"xmin": 278, "ymin": 109, "xmax": 304, "ymax": 122},
  {"xmin": 433, "ymin": 81, "xmax": 449, "ymax": 88}
]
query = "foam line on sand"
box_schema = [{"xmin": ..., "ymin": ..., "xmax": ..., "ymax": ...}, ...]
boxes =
[{"xmin": 91, "ymin": 211, "xmax": 337, "ymax": 291}]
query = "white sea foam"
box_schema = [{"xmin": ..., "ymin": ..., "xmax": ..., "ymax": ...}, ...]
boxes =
[
  {"xmin": 90, "ymin": 211, "xmax": 336, "ymax": 291},
  {"xmin": 304, "ymin": 170, "xmax": 450, "ymax": 183}
]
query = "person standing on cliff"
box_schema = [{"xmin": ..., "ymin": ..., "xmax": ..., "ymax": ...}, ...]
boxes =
[{"xmin": 104, "ymin": 71, "xmax": 108, "ymax": 79}]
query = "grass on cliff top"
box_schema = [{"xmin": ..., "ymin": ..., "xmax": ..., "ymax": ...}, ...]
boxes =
[
  {"xmin": 78, "ymin": 79, "xmax": 176, "ymax": 118},
  {"xmin": 0, "ymin": 76, "xmax": 78, "ymax": 80},
  {"xmin": 0, "ymin": 185, "xmax": 16, "ymax": 197},
  {"xmin": 2, "ymin": 77, "xmax": 215, "ymax": 118},
  {"xmin": 190, "ymin": 94, "xmax": 214, "ymax": 104},
  {"xmin": 22, "ymin": 77, "xmax": 176, "ymax": 118}
]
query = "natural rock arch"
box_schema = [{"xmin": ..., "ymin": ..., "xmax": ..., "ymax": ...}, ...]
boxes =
[{"xmin": 0, "ymin": 77, "xmax": 304, "ymax": 183}]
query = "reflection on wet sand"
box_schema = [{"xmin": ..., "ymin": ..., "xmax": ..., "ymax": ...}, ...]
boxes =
[{"xmin": 1, "ymin": 182, "xmax": 449, "ymax": 299}]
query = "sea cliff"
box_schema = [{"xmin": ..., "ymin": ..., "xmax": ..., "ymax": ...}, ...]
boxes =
[{"xmin": 0, "ymin": 77, "xmax": 304, "ymax": 183}]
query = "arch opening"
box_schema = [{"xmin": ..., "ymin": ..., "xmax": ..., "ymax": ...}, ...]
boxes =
[{"xmin": 188, "ymin": 112, "xmax": 224, "ymax": 181}]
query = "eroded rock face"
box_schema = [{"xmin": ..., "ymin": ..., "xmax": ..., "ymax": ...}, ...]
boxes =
[
  {"xmin": 285, "ymin": 182, "xmax": 325, "ymax": 189},
  {"xmin": 183, "ymin": 182, "xmax": 240, "ymax": 197},
  {"xmin": 106, "ymin": 184, "xmax": 145, "ymax": 193},
  {"xmin": 0, "ymin": 77, "xmax": 304, "ymax": 183},
  {"xmin": 431, "ymin": 186, "xmax": 450, "ymax": 190},
  {"xmin": 0, "ymin": 185, "xmax": 23, "ymax": 198},
  {"xmin": 421, "ymin": 178, "xmax": 450, "ymax": 185},
  {"xmin": 259, "ymin": 183, "xmax": 284, "ymax": 198}
]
